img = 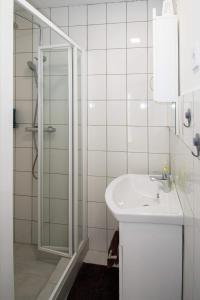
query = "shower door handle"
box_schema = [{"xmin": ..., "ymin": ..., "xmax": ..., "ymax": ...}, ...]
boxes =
[
  {"xmin": 25, "ymin": 126, "xmax": 56, "ymax": 133},
  {"xmin": 44, "ymin": 126, "xmax": 56, "ymax": 133}
]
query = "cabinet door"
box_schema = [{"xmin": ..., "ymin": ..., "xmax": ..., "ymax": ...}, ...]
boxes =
[{"xmin": 153, "ymin": 15, "xmax": 178, "ymax": 102}]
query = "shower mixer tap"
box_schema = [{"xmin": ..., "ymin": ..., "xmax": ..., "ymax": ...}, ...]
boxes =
[{"xmin": 25, "ymin": 126, "xmax": 56, "ymax": 133}]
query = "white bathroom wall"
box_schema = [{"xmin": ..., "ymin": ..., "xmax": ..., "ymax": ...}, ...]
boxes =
[
  {"xmin": 86, "ymin": 0, "xmax": 169, "ymax": 253},
  {"xmin": 170, "ymin": 90, "xmax": 200, "ymax": 300},
  {"xmin": 14, "ymin": 0, "xmax": 169, "ymax": 253},
  {"xmin": 170, "ymin": 1, "xmax": 200, "ymax": 300}
]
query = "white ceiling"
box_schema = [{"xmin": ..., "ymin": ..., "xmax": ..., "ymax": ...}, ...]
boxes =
[{"xmin": 27, "ymin": 0, "xmax": 124, "ymax": 8}]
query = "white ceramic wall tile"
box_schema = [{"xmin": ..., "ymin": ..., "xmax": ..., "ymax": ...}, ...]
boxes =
[
  {"xmin": 88, "ymin": 228, "xmax": 107, "ymax": 251},
  {"xmin": 149, "ymin": 153, "xmax": 169, "ymax": 174},
  {"xmin": 107, "ymin": 152, "xmax": 127, "ymax": 177},
  {"xmin": 88, "ymin": 25, "xmax": 106, "ymax": 50},
  {"xmin": 107, "ymin": 126, "xmax": 127, "ymax": 151},
  {"xmin": 15, "ymin": 148, "xmax": 32, "ymax": 172},
  {"xmin": 107, "ymin": 2, "xmax": 126, "ymax": 23},
  {"xmin": 107, "ymin": 23, "xmax": 126, "ymax": 49},
  {"xmin": 16, "ymin": 124, "xmax": 33, "ymax": 148},
  {"xmin": 69, "ymin": 6, "xmax": 87, "ymax": 26},
  {"xmin": 84, "ymin": 250, "xmax": 107, "ymax": 265},
  {"xmin": 127, "ymin": 74, "xmax": 147, "ymax": 100},
  {"xmin": 107, "ymin": 75, "xmax": 126, "ymax": 100},
  {"xmin": 69, "ymin": 26, "xmax": 87, "ymax": 49},
  {"xmin": 107, "ymin": 101, "xmax": 126, "ymax": 125},
  {"xmin": 15, "ymin": 171, "xmax": 32, "ymax": 196},
  {"xmin": 127, "ymin": 1, "xmax": 147, "ymax": 22},
  {"xmin": 16, "ymin": 77, "xmax": 33, "ymax": 100},
  {"xmin": 16, "ymin": 29, "xmax": 33, "ymax": 53},
  {"xmin": 88, "ymin": 4, "xmax": 106, "ymax": 25},
  {"xmin": 50, "ymin": 76, "xmax": 68, "ymax": 100},
  {"xmin": 16, "ymin": 101, "xmax": 32, "ymax": 124},
  {"xmin": 50, "ymin": 224, "xmax": 68, "ymax": 247},
  {"xmin": 15, "ymin": 196, "xmax": 32, "ymax": 220},
  {"xmin": 50, "ymin": 174, "xmax": 68, "ymax": 200},
  {"xmin": 50, "ymin": 51, "xmax": 68, "ymax": 76},
  {"xmin": 51, "ymin": 27, "xmax": 68, "ymax": 45},
  {"xmin": 128, "ymin": 126, "xmax": 148, "ymax": 152},
  {"xmin": 50, "ymin": 149, "xmax": 68, "ymax": 174},
  {"xmin": 127, "ymin": 22, "xmax": 148, "ymax": 48},
  {"xmin": 88, "ymin": 176, "xmax": 107, "ymax": 203},
  {"xmin": 88, "ymin": 126, "xmax": 106, "ymax": 151},
  {"xmin": 51, "ymin": 7, "xmax": 68, "ymax": 27},
  {"xmin": 149, "ymin": 127, "xmax": 169, "ymax": 153},
  {"xmin": 50, "ymin": 125, "xmax": 68, "ymax": 149},
  {"xmin": 88, "ymin": 50, "xmax": 106, "ymax": 75},
  {"xmin": 127, "ymin": 48, "xmax": 147, "ymax": 74},
  {"xmin": 32, "ymin": 196, "xmax": 49, "ymax": 223},
  {"xmin": 50, "ymin": 101, "xmax": 68, "ymax": 125},
  {"xmin": 88, "ymin": 101, "xmax": 106, "ymax": 125},
  {"xmin": 88, "ymin": 76, "xmax": 106, "ymax": 100},
  {"xmin": 50, "ymin": 198, "xmax": 68, "ymax": 225},
  {"xmin": 128, "ymin": 152, "xmax": 148, "ymax": 174},
  {"xmin": 88, "ymin": 202, "xmax": 106, "ymax": 228},
  {"xmin": 127, "ymin": 101, "xmax": 147, "ymax": 126},
  {"xmin": 15, "ymin": 12, "xmax": 33, "ymax": 30},
  {"xmin": 15, "ymin": 53, "xmax": 33, "ymax": 77},
  {"xmin": 88, "ymin": 151, "xmax": 106, "ymax": 176},
  {"xmin": 107, "ymin": 49, "xmax": 126, "ymax": 74},
  {"xmin": 15, "ymin": 220, "xmax": 32, "ymax": 244},
  {"xmin": 148, "ymin": 101, "xmax": 169, "ymax": 126}
]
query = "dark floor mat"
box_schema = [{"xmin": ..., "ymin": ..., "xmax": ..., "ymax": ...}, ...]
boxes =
[{"xmin": 68, "ymin": 263, "xmax": 119, "ymax": 300}]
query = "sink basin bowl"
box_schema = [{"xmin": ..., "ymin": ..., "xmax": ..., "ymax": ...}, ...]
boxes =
[{"xmin": 105, "ymin": 174, "xmax": 183, "ymax": 225}]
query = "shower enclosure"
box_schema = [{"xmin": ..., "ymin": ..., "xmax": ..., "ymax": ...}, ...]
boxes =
[
  {"xmin": 12, "ymin": 0, "xmax": 87, "ymax": 299},
  {"xmin": 38, "ymin": 45, "xmax": 86, "ymax": 257}
]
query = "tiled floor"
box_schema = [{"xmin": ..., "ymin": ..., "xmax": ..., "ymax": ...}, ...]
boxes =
[
  {"xmin": 14, "ymin": 243, "xmax": 59, "ymax": 300},
  {"xmin": 68, "ymin": 263, "xmax": 119, "ymax": 300}
]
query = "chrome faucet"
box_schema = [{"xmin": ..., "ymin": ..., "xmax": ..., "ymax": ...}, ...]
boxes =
[{"xmin": 149, "ymin": 172, "xmax": 172, "ymax": 193}]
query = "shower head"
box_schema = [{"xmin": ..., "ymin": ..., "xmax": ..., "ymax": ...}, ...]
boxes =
[
  {"xmin": 27, "ymin": 61, "xmax": 37, "ymax": 72},
  {"xmin": 27, "ymin": 61, "xmax": 38, "ymax": 87}
]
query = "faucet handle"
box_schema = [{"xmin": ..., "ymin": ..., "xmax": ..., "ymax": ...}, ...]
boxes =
[{"xmin": 162, "ymin": 165, "xmax": 170, "ymax": 179}]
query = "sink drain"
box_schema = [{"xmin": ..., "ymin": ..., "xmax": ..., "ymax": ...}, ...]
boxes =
[{"xmin": 143, "ymin": 204, "xmax": 149, "ymax": 207}]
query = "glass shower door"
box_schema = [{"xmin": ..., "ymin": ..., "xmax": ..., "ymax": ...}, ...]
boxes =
[{"xmin": 38, "ymin": 45, "xmax": 73, "ymax": 257}]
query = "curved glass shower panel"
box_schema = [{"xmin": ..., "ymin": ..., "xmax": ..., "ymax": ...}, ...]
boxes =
[{"xmin": 38, "ymin": 46, "xmax": 73, "ymax": 257}]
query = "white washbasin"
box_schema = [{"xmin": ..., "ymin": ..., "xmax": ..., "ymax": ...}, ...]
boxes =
[{"xmin": 105, "ymin": 174, "xmax": 183, "ymax": 225}]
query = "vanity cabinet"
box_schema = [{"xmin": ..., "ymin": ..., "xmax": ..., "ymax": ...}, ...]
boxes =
[{"xmin": 119, "ymin": 222, "xmax": 182, "ymax": 300}]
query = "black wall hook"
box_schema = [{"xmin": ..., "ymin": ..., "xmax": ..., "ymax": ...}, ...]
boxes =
[
  {"xmin": 184, "ymin": 108, "xmax": 191, "ymax": 128},
  {"xmin": 192, "ymin": 133, "xmax": 200, "ymax": 158}
]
